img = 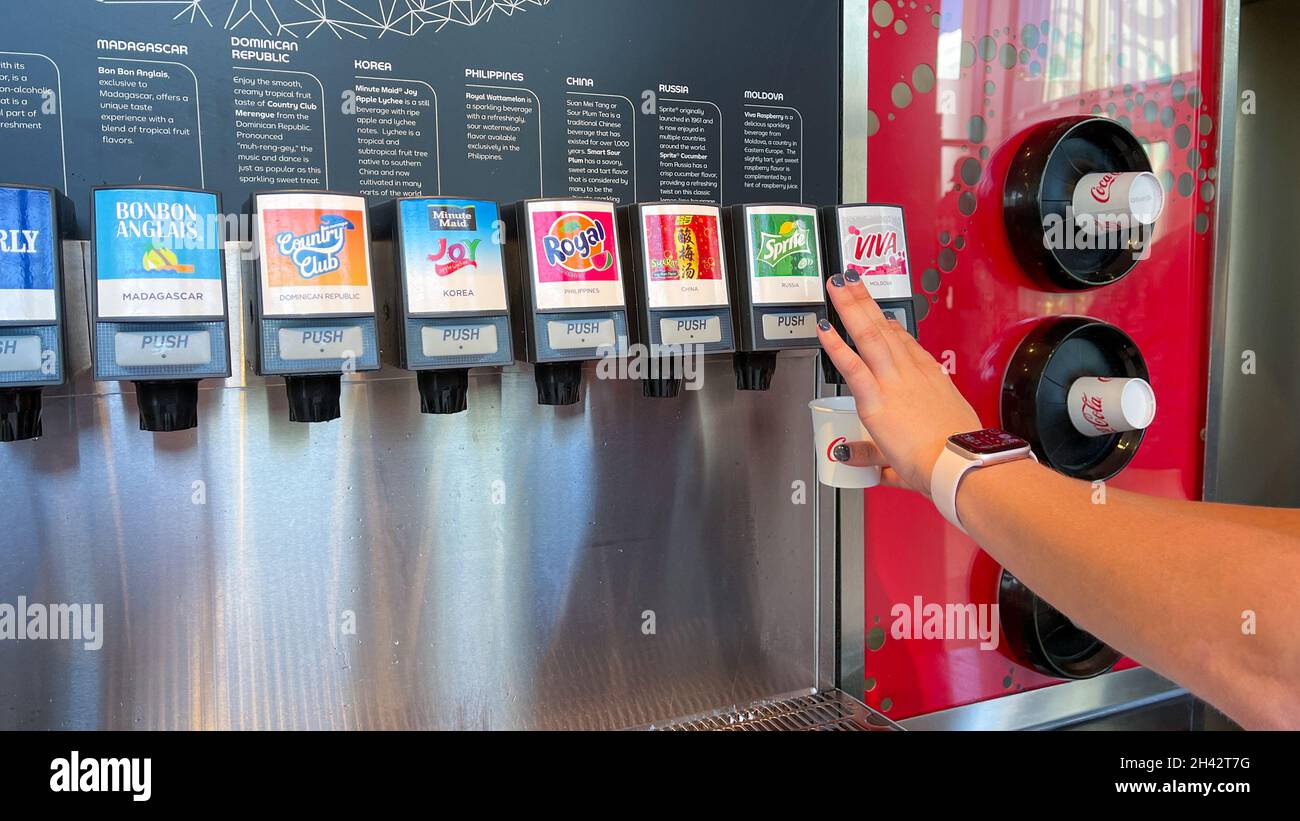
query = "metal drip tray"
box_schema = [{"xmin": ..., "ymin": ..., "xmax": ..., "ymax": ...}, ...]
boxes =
[{"xmin": 649, "ymin": 690, "xmax": 901, "ymax": 731}]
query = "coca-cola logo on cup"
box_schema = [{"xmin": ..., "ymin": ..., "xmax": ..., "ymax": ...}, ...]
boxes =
[
  {"xmin": 827, "ymin": 436, "xmax": 847, "ymax": 462},
  {"xmin": 1090, "ymin": 173, "xmax": 1118, "ymax": 204},
  {"xmin": 1080, "ymin": 393, "xmax": 1116, "ymax": 434}
]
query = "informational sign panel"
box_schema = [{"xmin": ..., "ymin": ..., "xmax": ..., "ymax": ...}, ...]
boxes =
[{"xmin": 0, "ymin": 0, "xmax": 838, "ymax": 236}]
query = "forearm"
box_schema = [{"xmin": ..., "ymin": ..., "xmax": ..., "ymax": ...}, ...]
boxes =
[{"xmin": 958, "ymin": 460, "xmax": 1300, "ymax": 729}]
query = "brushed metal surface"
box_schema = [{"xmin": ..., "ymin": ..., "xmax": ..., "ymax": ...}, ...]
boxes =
[
  {"xmin": 1205, "ymin": 0, "xmax": 1300, "ymax": 505},
  {"xmin": 898, "ymin": 667, "xmax": 1187, "ymax": 731},
  {"xmin": 0, "ymin": 243, "xmax": 823, "ymax": 730}
]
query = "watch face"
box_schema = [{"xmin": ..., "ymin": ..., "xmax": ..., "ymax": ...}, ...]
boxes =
[{"xmin": 950, "ymin": 428, "xmax": 1029, "ymax": 455}]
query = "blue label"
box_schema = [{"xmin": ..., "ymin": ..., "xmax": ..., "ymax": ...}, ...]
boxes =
[
  {"xmin": 398, "ymin": 198, "xmax": 507, "ymax": 314},
  {"xmin": 94, "ymin": 188, "xmax": 222, "ymax": 282},
  {"xmin": 0, "ymin": 187, "xmax": 56, "ymax": 293}
]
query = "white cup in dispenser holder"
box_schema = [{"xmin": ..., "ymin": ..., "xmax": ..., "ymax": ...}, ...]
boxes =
[
  {"xmin": 1072, "ymin": 171, "xmax": 1165, "ymax": 228},
  {"xmin": 1067, "ymin": 376, "xmax": 1156, "ymax": 437}
]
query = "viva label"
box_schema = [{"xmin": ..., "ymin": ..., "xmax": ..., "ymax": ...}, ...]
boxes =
[
  {"xmin": 837, "ymin": 205, "xmax": 911, "ymax": 300},
  {"xmin": 746, "ymin": 206, "xmax": 823, "ymax": 305},
  {"xmin": 257, "ymin": 192, "xmax": 374, "ymax": 317},
  {"xmin": 0, "ymin": 186, "xmax": 57, "ymax": 323},
  {"xmin": 94, "ymin": 188, "xmax": 224, "ymax": 319},
  {"xmin": 399, "ymin": 198, "xmax": 507, "ymax": 315}
]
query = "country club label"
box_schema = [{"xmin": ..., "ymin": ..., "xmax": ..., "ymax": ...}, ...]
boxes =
[
  {"xmin": 745, "ymin": 205, "xmax": 823, "ymax": 305},
  {"xmin": 0, "ymin": 186, "xmax": 58, "ymax": 323},
  {"xmin": 526, "ymin": 200, "xmax": 624, "ymax": 311},
  {"xmin": 399, "ymin": 198, "xmax": 507, "ymax": 315},
  {"xmin": 93, "ymin": 188, "xmax": 224, "ymax": 320},
  {"xmin": 836, "ymin": 205, "xmax": 911, "ymax": 300},
  {"xmin": 640, "ymin": 203, "xmax": 729, "ymax": 310},
  {"xmin": 257, "ymin": 192, "xmax": 374, "ymax": 317}
]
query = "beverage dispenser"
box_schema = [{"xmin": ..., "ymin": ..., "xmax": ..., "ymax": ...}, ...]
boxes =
[
  {"xmin": 245, "ymin": 190, "xmax": 380, "ymax": 423},
  {"xmin": 820, "ymin": 203, "xmax": 918, "ymax": 384},
  {"xmin": 724, "ymin": 203, "xmax": 827, "ymax": 391},
  {"xmin": 89, "ymin": 186, "xmax": 232, "ymax": 432},
  {"xmin": 618, "ymin": 201, "xmax": 734, "ymax": 398},
  {"xmin": 504, "ymin": 198, "xmax": 628, "ymax": 406},
  {"xmin": 370, "ymin": 196, "xmax": 514, "ymax": 414},
  {"xmin": 0, "ymin": 184, "xmax": 71, "ymax": 442}
]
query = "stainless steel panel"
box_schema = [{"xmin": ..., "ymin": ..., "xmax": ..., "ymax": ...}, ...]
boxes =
[
  {"xmin": 1205, "ymin": 0, "xmax": 1300, "ymax": 505},
  {"xmin": 836, "ymin": 0, "xmax": 870, "ymax": 699},
  {"xmin": 652, "ymin": 688, "xmax": 899, "ymax": 731},
  {"xmin": 0, "ymin": 242, "xmax": 823, "ymax": 730},
  {"xmin": 898, "ymin": 667, "xmax": 1187, "ymax": 731}
]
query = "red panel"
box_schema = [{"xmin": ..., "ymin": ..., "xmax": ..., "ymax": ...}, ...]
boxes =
[{"xmin": 860, "ymin": 0, "xmax": 1222, "ymax": 719}]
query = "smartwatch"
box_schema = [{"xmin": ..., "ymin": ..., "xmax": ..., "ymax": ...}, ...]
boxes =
[{"xmin": 930, "ymin": 428, "xmax": 1036, "ymax": 534}]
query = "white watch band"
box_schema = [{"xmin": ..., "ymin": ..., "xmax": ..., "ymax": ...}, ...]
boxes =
[
  {"xmin": 931, "ymin": 446, "xmax": 982, "ymax": 535},
  {"xmin": 930, "ymin": 439, "xmax": 1036, "ymax": 535}
]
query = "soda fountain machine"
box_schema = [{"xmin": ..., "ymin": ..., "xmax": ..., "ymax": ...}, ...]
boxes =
[
  {"xmin": 88, "ymin": 186, "xmax": 232, "ymax": 432},
  {"xmin": 0, "ymin": 184, "xmax": 71, "ymax": 442},
  {"xmin": 504, "ymin": 198, "xmax": 629, "ymax": 406},
  {"xmin": 618, "ymin": 201, "xmax": 734, "ymax": 398},
  {"xmin": 725, "ymin": 203, "xmax": 828, "ymax": 391},
  {"xmin": 245, "ymin": 190, "xmax": 381, "ymax": 423},
  {"xmin": 370, "ymin": 196, "xmax": 514, "ymax": 414}
]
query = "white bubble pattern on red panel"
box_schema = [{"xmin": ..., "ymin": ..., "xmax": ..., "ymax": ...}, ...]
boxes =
[{"xmin": 96, "ymin": 0, "xmax": 552, "ymax": 38}]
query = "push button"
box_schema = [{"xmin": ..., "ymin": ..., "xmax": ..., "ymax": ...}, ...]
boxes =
[
  {"xmin": 422, "ymin": 324, "xmax": 498, "ymax": 357},
  {"xmin": 0, "ymin": 335, "xmax": 43, "ymax": 372},
  {"xmin": 278, "ymin": 326, "xmax": 364, "ymax": 360},
  {"xmin": 659, "ymin": 316, "xmax": 721, "ymax": 345},
  {"xmin": 114, "ymin": 331, "xmax": 212, "ymax": 367},
  {"xmin": 547, "ymin": 318, "xmax": 615, "ymax": 350},
  {"xmin": 761, "ymin": 312, "xmax": 818, "ymax": 341}
]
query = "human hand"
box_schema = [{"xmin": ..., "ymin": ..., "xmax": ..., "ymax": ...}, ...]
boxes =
[{"xmin": 816, "ymin": 273, "xmax": 981, "ymax": 496}]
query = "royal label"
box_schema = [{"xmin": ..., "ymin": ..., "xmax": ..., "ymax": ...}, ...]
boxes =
[
  {"xmin": 835, "ymin": 205, "xmax": 912, "ymax": 300},
  {"xmin": 399, "ymin": 199, "xmax": 507, "ymax": 315},
  {"xmin": 745, "ymin": 206, "xmax": 823, "ymax": 305},
  {"xmin": 640, "ymin": 204, "xmax": 728, "ymax": 310},
  {"xmin": 0, "ymin": 187, "xmax": 57, "ymax": 323},
  {"xmin": 257, "ymin": 192, "xmax": 374, "ymax": 317},
  {"xmin": 93, "ymin": 188, "xmax": 225, "ymax": 320},
  {"xmin": 526, "ymin": 200, "xmax": 624, "ymax": 311}
]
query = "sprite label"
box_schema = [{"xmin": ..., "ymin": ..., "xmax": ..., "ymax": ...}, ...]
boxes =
[{"xmin": 750, "ymin": 212, "xmax": 819, "ymax": 277}]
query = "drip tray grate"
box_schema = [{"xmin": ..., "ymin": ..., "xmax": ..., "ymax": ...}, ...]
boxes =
[{"xmin": 652, "ymin": 690, "xmax": 900, "ymax": 731}]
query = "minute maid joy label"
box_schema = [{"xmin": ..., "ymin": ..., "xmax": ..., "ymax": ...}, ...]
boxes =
[
  {"xmin": 525, "ymin": 199, "xmax": 624, "ymax": 311},
  {"xmin": 93, "ymin": 188, "xmax": 224, "ymax": 319},
  {"xmin": 257, "ymin": 192, "xmax": 374, "ymax": 317},
  {"xmin": 399, "ymin": 198, "xmax": 507, "ymax": 315},
  {"xmin": 0, "ymin": 186, "xmax": 57, "ymax": 323},
  {"xmin": 745, "ymin": 205, "xmax": 823, "ymax": 305}
]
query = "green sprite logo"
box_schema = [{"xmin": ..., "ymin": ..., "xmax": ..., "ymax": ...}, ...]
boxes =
[{"xmin": 753, "ymin": 214, "xmax": 816, "ymax": 276}]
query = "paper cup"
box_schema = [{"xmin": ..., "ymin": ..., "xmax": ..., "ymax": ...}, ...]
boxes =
[
  {"xmin": 1072, "ymin": 171, "xmax": 1165, "ymax": 227},
  {"xmin": 1067, "ymin": 377, "xmax": 1156, "ymax": 437},
  {"xmin": 809, "ymin": 396, "xmax": 881, "ymax": 488}
]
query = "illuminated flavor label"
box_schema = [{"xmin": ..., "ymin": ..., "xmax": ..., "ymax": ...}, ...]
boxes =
[
  {"xmin": 398, "ymin": 198, "xmax": 507, "ymax": 315},
  {"xmin": 94, "ymin": 188, "xmax": 225, "ymax": 320},
  {"xmin": 0, "ymin": 186, "xmax": 57, "ymax": 323},
  {"xmin": 836, "ymin": 205, "xmax": 912, "ymax": 300},
  {"xmin": 526, "ymin": 200, "xmax": 624, "ymax": 311},
  {"xmin": 640, "ymin": 203, "xmax": 729, "ymax": 310},
  {"xmin": 257, "ymin": 192, "xmax": 374, "ymax": 317},
  {"xmin": 745, "ymin": 205, "xmax": 824, "ymax": 305}
]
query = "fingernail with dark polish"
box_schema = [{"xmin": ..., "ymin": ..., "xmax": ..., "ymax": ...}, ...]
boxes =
[
  {"xmin": 817, "ymin": 319, "xmax": 832, "ymax": 332},
  {"xmin": 844, "ymin": 271, "xmax": 861, "ymax": 284},
  {"xmin": 829, "ymin": 274, "xmax": 845, "ymax": 288},
  {"xmin": 832, "ymin": 443, "xmax": 851, "ymax": 462}
]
